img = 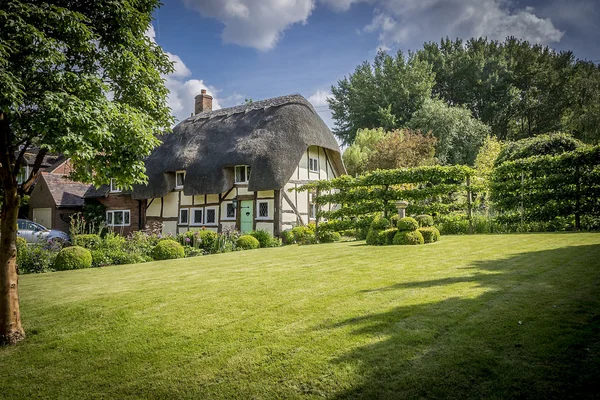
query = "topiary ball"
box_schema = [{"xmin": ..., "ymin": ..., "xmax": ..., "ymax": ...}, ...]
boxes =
[
  {"xmin": 152, "ymin": 239, "xmax": 185, "ymax": 260},
  {"xmin": 237, "ymin": 235, "xmax": 260, "ymax": 250},
  {"xmin": 366, "ymin": 229, "xmax": 381, "ymax": 245},
  {"xmin": 418, "ymin": 227, "xmax": 441, "ymax": 243},
  {"xmin": 370, "ymin": 216, "xmax": 391, "ymax": 231},
  {"xmin": 54, "ymin": 246, "xmax": 93, "ymax": 271},
  {"xmin": 393, "ymin": 230, "xmax": 424, "ymax": 245},
  {"xmin": 397, "ymin": 217, "xmax": 419, "ymax": 232},
  {"xmin": 415, "ymin": 214, "xmax": 434, "ymax": 227}
]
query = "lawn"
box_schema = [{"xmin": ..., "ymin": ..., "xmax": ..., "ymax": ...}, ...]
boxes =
[{"xmin": 2, "ymin": 233, "xmax": 600, "ymax": 399}]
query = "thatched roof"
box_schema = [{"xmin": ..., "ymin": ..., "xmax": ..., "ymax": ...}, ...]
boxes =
[
  {"xmin": 41, "ymin": 173, "xmax": 89, "ymax": 207},
  {"xmin": 132, "ymin": 94, "xmax": 345, "ymax": 199}
]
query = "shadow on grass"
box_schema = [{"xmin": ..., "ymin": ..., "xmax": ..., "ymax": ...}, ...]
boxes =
[{"xmin": 329, "ymin": 244, "xmax": 600, "ymax": 399}]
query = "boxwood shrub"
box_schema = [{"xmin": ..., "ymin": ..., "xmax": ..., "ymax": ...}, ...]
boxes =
[
  {"xmin": 418, "ymin": 226, "xmax": 441, "ymax": 243},
  {"xmin": 237, "ymin": 235, "xmax": 260, "ymax": 250},
  {"xmin": 317, "ymin": 230, "xmax": 341, "ymax": 243},
  {"xmin": 152, "ymin": 240, "xmax": 185, "ymax": 260},
  {"xmin": 370, "ymin": 216, "xmax": 391, "ymax": 230},
  {"xmin": 393, "ymin": 230, "xmax": 424, "ymax": 245},
  {"xmin": 415, "ymin": 214, "xmax": 434, "ymax": 227},
  {"xmin": 249, "ymin": 229, "xmax": 278, "ymax": 248},
  {"xmin": 54, "ymin": 246, "xmax": 93, "ymax": 271},
  {"xmin": 381, "ymin": 228, "xmax": 399, "ymax": 245},
  {"xmin": 397, "ymin": 217, "xmax": 419, "ymax": 232}
]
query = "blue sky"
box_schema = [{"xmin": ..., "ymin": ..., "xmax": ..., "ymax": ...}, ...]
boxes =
[{"xmin": 150, "ymin": 0, "xmax": 599, "ymax": 127}]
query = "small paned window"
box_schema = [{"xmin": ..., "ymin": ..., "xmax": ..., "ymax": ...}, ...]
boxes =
[
  {"xmin": 175, "ymin": 171, "xmax": 185, "ymax": 189},
  {"xmin": 192, "ymin": 208, "xmax": 203, "ymax": 225},
  {"xmin": 235, "ymin": 165, "xmax": 250, "ymax": 183},
  {"xmin": 205, "ymin": 208, "xmax": 217, "ymax": 225},
  {"xmin": 179, "ymin": 208, "xmax": 189, "ymax": 225},
  {"xmin": 258, "ymin": 202, "xmax": 269, "ymax": 218},
  {"xmin": 226, "ymin": 203, "xmax": 236, "ymax": 219},
  {"xmin": 309, "ymin": 157, "xmax": 318, "ymax": 172},
  {"xmin": 310, "ymin": 204, "xmax": 317, "ymax": 219}
]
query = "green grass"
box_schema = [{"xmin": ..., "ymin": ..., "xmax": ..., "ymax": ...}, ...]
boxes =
[{"xmin": 2, "ymin": 233, "xmax": 600, "ymax": 399}]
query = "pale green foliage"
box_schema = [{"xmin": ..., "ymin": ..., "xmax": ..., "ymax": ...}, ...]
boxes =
[
  {"xmin": 342, "ymin": 128, "xmax": 385, "ymax": 176},
  {"xmin": 474, "ymin": 136, "xmax": 503, "ymax": 176},
  {"xmin": 408, "ymin": 98, "xmax": 490, "ymax": 165}
]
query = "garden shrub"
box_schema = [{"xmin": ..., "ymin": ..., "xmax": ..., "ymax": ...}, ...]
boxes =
[
  {"xmin": 381, "ymin": 228, "xmax": 399, "ymax": 245},
  {"xmin": 195, "ymin": 230, "xmax": 219, "ymax": 252},
  {"xmin": 281, "ymin": 230, "xmax": 295, "ymax": 245},
  {"xmin": 184, "ymin": 247, "xmax": 204, "ymax": 258},
  {"xmin": 72, "ymin": 234, "xmax": 101, "ymax": 249},
  {"xmin": 16, "ymin": 241, "xmax": 56, "ymax": 274},
  {"xmin": 397, "ymin": 217, "xmax": 419, "ymax": 231},
  {"xmin": 125, "ymin": 231, "xmax": 159, "ymax": 258},
  {"xmin": 291, "ymin": 225, "xmax": 316, "ymax": 245},
  {"xmin": 393, "ymin": 230, "xmax": 424, "ymax": 245},
  {"xmin": 366, "ymin": 228, "xmax": 381, "ymax": 245},
  {"xmin": 317, "ymin": 230, "xmax": 341, "ymax": 243},
  {"xmin": 249, "ymin": 229, "xmax": 278, "ymax": 248},
  {"xmin": 151, "ymin": 240, "xmax": 185, "ymax": 260},
  {"xmin": 418, "ymin": 227, "xmax": 441, "ymax": 243},
  {"xmin": 415, "ymin": 214, "xmax": 434, "ymax": 227},
  {"xmin": 370, "ymin": 216, "xmax": 390, "ymax": 230},
  {"xmin": 237, "ymin": 235, "xmax": 260, "ymax": 250},
  {"xmin": 54, "ymin": 246, "xmax": 92, "ymax": 271},
  {"xmin": 389, "ymin": 214, "xmax": 399, "ymax": 227}
]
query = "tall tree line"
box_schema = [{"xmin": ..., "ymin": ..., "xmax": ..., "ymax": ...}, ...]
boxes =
[{"xmin": 329, "ymin": 37, "xmax": 600, "ymax": 147}]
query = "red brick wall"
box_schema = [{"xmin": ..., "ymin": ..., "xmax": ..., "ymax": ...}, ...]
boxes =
[{"xmin": 98, "ymin": 194, "xmax": 145, "ymax": 236}]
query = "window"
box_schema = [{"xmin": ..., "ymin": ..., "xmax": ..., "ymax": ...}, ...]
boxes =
[
  {"xmin": 191, "ymin": 208, "xmax": 204, "ymax": 225},
  {"xmin": 106, "ymin": 210, "xmax": 130, "ymax": 226},
  {"xmin": 310, "ymin": 204, "xmax": 317, "ymax": 220},
  {"xmin": 225, "ymin": 202, "xmax": 236, "ymax": 219},
  {"xmin": 175, "ymin": 171, "xmax": 185, "ymax": 189},
  {"xmin": 258, "ymin": 201, "xmax": 269, "ymax": 219},
  {"xmin": 205, "ymin": 207, "xmax": 218, "ymax": 225},
  {"xmin": 17, "ymin": 166, "xmax": 29, "ymax": 185},
  {"xmin": 234, "ymin": 165, "xmax": 251, "ymax": 184},
  {"xmin": 179, "ymin": 208, "xmax": 189, "ymax": 225},
  {"xmin": 309, "ymin": 157, "xmax": 319, "ymax": 172},
  {"xmin": 110, "ymin": 179, "xmax": 122, "ymax": 193}
]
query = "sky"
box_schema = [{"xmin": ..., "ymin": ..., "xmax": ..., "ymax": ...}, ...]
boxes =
[{"xmin": 151, "ymin": 0, "xmax": 600, "ymax": 127}]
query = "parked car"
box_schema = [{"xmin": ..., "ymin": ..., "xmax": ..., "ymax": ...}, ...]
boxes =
[{"xmin": 17, "ymin": 219, "xmax": 70, "ymax": 244}]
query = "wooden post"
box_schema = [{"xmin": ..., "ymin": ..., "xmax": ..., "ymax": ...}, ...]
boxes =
[{"xmin": 466, "ymin": 176, "xmax": 473, "ymax": 234}]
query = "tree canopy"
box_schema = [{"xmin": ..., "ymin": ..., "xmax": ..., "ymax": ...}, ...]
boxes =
[
  {"xmin": 0, "ymin": 0, "xmax": 172, "ymax": 345},
  {"xmin": 408, "ymin": 98, "xmax": 490, "ymax": 166}
]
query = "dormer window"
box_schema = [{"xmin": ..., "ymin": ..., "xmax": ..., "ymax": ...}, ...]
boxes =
[
  {"xmin": 175, "ymin": 171, "xmax": 186, "ymax": 189},
  {"xmin": 110, "ymin": 179, "xmax": 122, "ymax": 193},
  {"xmin": 234, "ymin": 165, "xmax": 251, "ymax": 184}
]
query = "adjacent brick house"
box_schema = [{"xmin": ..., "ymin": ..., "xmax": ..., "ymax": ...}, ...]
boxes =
[{"xmin": 84, "ymin": 183, "xmax": 146, "ymax": 236}]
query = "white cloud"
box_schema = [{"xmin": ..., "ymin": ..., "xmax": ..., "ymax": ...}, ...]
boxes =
[
  {"xmin": 146, "ymin": 24, "xmax": 223, "ymax": 123},
  {"xmin": 362, "ymin": 0, "xmax": 563, "ymax": 48},
  {"xmin": 182, "ymin": 0, "xmax": 315, "ymax": 51},
  {"xmin": 319, "ymin": 0, "xmax": 363, "ymax": 12},
  {"xmin": 308, "ymin": 89, "xmax": 331, "ymax": 108}
]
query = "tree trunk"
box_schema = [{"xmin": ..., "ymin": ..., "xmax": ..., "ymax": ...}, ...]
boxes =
[
  {"xmin": 0, "ymin": 110, "xmax": 25, "ymax": 345},
  {"xmin": 0, "ymin": 181, "xmax": 24, "ymax": 345}
]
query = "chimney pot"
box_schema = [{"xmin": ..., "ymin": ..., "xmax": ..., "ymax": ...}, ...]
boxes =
[{"xmin": 194, "ymin": 90, "xmax": 213, "ymax": 114}]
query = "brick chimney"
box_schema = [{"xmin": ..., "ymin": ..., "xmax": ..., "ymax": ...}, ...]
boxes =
[{"xmin": 194, "ymin": 89, "xmax": 213, "ymax": 114}]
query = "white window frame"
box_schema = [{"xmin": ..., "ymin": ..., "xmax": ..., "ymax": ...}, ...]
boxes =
[
  {"xmin": 110, "ymin": 179, "xmax": 122, "ymax": 193},
  {"xmin": 17, "ymin": 165, "xmax": 30, "ymax": 185},
  {"xmin": 179, "ymin": 208, "xmax": 189, "ymax": 225},
  {"xmin": 234, "ymin": 165, "xmax": 251, "ymax": 184},
  {"xmin": 190, "ymin": 207, "xmax": 204, "ymax": 226},
  {"xmin": 175, "ymin": 171, "xmax": 186, "ymax": 190},
  {"xmin": 257, "ymin": 201, "xmax": 270, "ymax": 220},
  {"xmin": 309, "ymin": 157, "xmax": 319, "ymax": 172},
  {"xmin": 106, "ymin": 210, "xmax": 130, "ymax": 227},
  {"xmin": 204, "ymin": 206, "xmax": 218, "ymax": 226},
  {"xmin": 223, "ymin": 202, "xmax": 236, "ymax": 220},
  {"xmin": 309, "ymin": 203, "xmax": 317, "ymax": 220}
]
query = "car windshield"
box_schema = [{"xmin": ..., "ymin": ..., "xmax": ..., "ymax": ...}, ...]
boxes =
[{"xmin": 33, "ymin": 223, "xmax": 47, "ymax": 232}]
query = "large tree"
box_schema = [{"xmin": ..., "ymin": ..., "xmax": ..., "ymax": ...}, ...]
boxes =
[
  {"xmin": 0, "ymin": 1, "xmax": 173, "ymax": 345},
  {"xmin": 328, "ymin": 50, "xmax": 435, "ymax": 146},
  {"xmin": 408, "ymin": 98, "xmax": 490, "ymax": 165}
]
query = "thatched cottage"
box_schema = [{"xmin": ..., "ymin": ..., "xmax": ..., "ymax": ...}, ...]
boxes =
[{"xmin": 131, "ymin": 91, "xmax": 346, "ymax": 237}]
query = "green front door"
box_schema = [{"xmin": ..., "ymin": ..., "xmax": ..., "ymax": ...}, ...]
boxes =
[{"xmin": 240, "ymin": 200, "xmax": 253, "ymax": 233}]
